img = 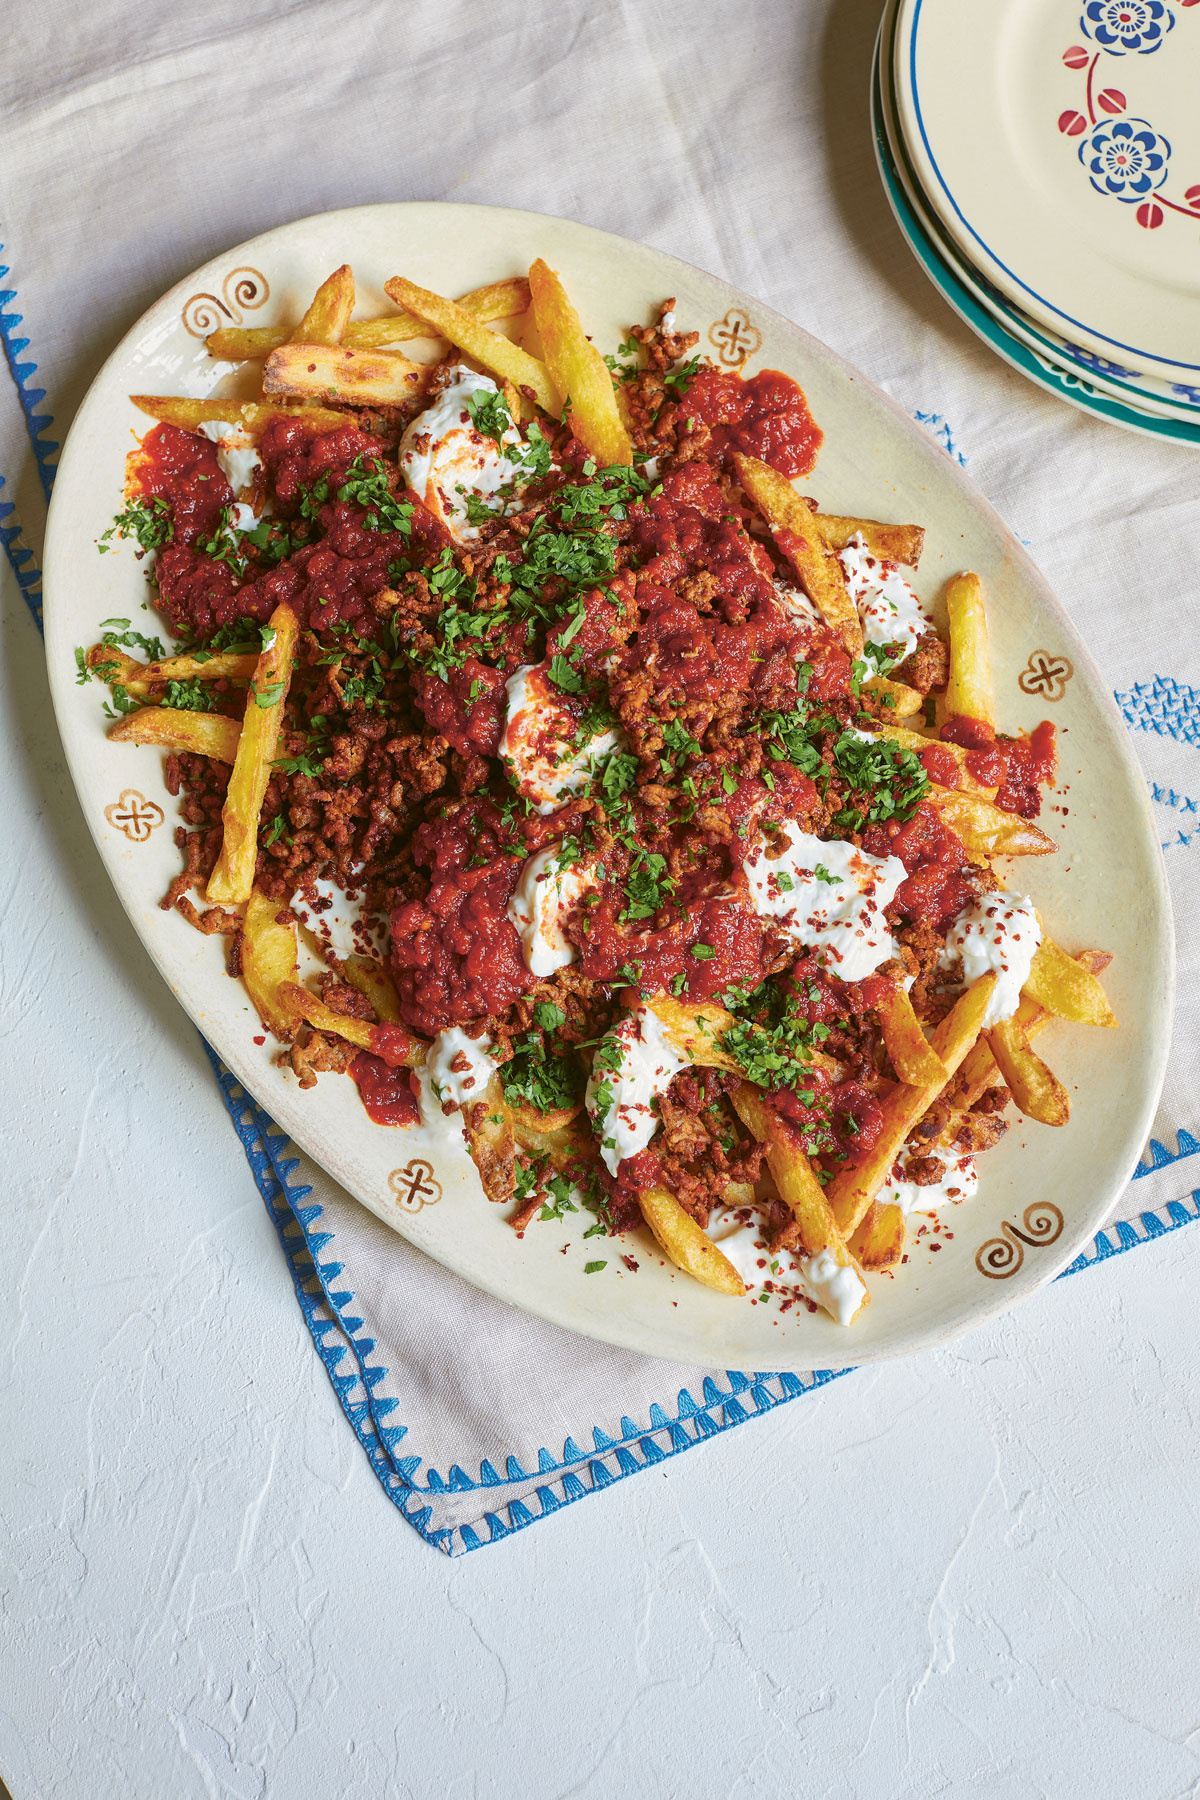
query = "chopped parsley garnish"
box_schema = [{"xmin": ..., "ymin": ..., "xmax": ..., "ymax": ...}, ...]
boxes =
[
  {"xmin": 97, "ymin": 617, "xmax": 167, "ymax": 660},
  {"xmin": 161, "ymin": 678, "xmax": 216, "ymax": 712},
  {"xmin": 663, "ymin": 355, "xmax": 702, "ymax": 398},
  {"xmin": 533, "ymin": 1001, "xmax": 566, "ymax": 1032},
  {"xmin": 690, "ymin": 943, "xmax": 716, "ymax": 960},
  {"xmin": 499, "ymin": 1032, "xmax": 583, "ymax": 1114},
  {"xmin": 465, "ymin": 388, "xmax": 513, "ymax": 447},
  {"xmin": 337, "ymin": 455, "xmax": 414, "ymax": 535},
  {"xmin": 829, "ymin": 731, "xmax": 928, "ymax": 831},
  {"xmin": 98, "ymin": 497, "xmax": 174, "ymax": 554},
  {"xmin": 546, "ymin": 654, "xmax": 586, "ymax": 695},
  {"xmin": 584, "ymin": 1261, "xmax": 607, "ymax": 1274}
]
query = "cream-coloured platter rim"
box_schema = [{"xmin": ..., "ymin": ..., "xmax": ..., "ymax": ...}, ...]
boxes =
[
  {"xmin": 43, "ymin": 202, "xmax": 1173, "ymax": 1372},
  {"xmin": 893, "ymin": 0, "xmax": 1200, "ymax": 378}
]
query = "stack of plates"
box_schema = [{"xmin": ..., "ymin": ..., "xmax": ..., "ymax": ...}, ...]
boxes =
[{"xmin": 874, "ymin": 0, "xmax": 1200, "ymax": 446}]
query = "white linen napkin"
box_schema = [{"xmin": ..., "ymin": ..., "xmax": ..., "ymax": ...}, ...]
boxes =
[{"xmin": 3, "ymin": 0, "xmax": 1197, "ymax": 1551}]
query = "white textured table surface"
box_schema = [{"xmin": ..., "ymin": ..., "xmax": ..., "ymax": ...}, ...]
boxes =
[{"xmin": 4, "ymin": 0, "xmax": 1200, "ymax": 1792}]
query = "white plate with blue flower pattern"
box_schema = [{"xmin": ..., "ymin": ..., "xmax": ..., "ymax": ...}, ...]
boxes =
[{"xmin": 893, "ymin": 0, "xmax": 1200, "ymax": 379}]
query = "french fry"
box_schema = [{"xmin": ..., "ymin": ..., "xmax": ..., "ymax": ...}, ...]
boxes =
[
  {"xmin": 205, "ymin": 277, "xmax": 532, "ymax": 360},
  {"xmin": 647, "ymin": 994, "xmax": 842, "ymax": 1082},
  {"xmin": 108, "ymin": 707, "xmax": 241, "ymax": 762},
  {"xmin": 729, "ymin": 1084, "xmax": 868, "ymax": 1322},
  {"xmin": 734, "ymin": 453, "xmax": 863, "ymax": 656},
  {"xmin": 290, "ymin": 264, "xmax": 355, "ymax": 346},
  {"xmin": 130, "ymin": 395, "xmax": 348, "ymax": 434},
  {"xmin": 862, "ymin": 674, "xmax": 924, "ymax": 718},
  {"xmin": 510, "ymin": 1099, "xmax": 584, "ymax": 1139},
  {"xmin": 1024, "ymin": 936, "xmax": 1117, "ymax": 1027},
  {"xmin": 206, "ymin": 603, "xmax": 298, "ymax": 906},
  {"xmin": 827, "ymin": 973, "xmax": 998, "ymax": 1238},
  {"xmin": 278, "ymin": 981, "xmax": 421, "ymax": 1063},
  {"xmin": 463, "ymin": 1077, "xmax": 516, "ymax": 1202},
  {"xmin": 638, "ymin": 1186, "xmax": 747, "ymax": 1297},
  {"xmin": 261, "ymin": 342, "xmax": 426, "ymax": 407},
  {"xmin": 985, "ymin": 1018, "xmax": 1070, "ymax": 1126},
  {"xmin": 240, "ymin": 889, "xmax": 299, "ymax": 1040},
  {"xmin": 860, "ymin": 720, "xmax": 981, "ymax": 788},
  {"xmin": 341, "ymin": 956, "xmax": 406, "ymax": 1024},
  {"xmin": 528, "ymin": 258, "xmax": 632, "ymax": 467},
  {"xmin": 383, "ymin": 275, "xmax": 559, "ymax": 415},
  {"xmin": 936, "ymin": 952, "xmax": 1110, "ymax": 1142},
  {"xmin": 926, "ymin": 786, "xmax": 1055, "ymax": 858},
  {"xmin": 87, "ymin": 642, "xmax": 257, "ymax": 694},
  {"xmin": 875, "ymin": 983, "xmax": 948, "ymax": 1087},
  {"xmin": 848, "ymin": 1201, "xmax": 906, "ymax": 1270},
  {"xmin": 812, "ymin": 514, "xmax": 925, "ymax": 567},
  {"xmin": 943, "ymin": 572, "xmax": 994, "ymax": 728}
]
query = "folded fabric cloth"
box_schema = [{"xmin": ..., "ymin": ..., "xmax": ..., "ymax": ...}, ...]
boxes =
[{"xmin": 4, "ymin": 0, "xmax": 1197, "ymax": 1554}]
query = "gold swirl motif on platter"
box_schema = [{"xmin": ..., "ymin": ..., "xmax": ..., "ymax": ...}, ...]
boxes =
[
  {"xmin": 182, "ymin": 266, "xmax": 271, "ymax": 337},
  {"xmin": 975, "ymin": 1201, "xmax": 1065, "ymax": 1279}
]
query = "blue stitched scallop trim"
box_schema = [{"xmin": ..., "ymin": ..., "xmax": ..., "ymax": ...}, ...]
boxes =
[
  {"xmin": 0, "ymin": 474, "xmax": 43, "ymax": 628},
  {"xmin": 0, "ymin": 246, "xmax": 59, "ymax": 502}
]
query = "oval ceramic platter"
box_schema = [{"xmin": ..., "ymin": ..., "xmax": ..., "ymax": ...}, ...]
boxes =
[{"xmin": 43, "ymin": 203, "xmax": 1173, "ymax": 1373}]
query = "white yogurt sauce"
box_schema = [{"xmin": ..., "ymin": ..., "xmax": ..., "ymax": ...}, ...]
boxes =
[
  {"xmin": 586, "ymin": 1006, "xmax": 688, "ymax": 1176},
  {"xmin": 878, "ymin": 1141, "xmax": 979, "ymax": 1216},
  {"xmin": 501, "ymin": 662, "xmax": 625, "ymax": 814},
  {"xmin": 706, "ymin": 1210, "xmax": 867, "ymax": 1325},
  {"xmin": 426, "ymin": 1027, "xmax": 497, "ymax": 1110},
  {"xmin": 199, "ymin": 419, "xmax": 263, "ymax": 499},
  {"xmin": 291, "ymin": 877, "xmax": 385, "ymax": 964},
  {"xmin": 941, "ymin": 892, "xmax": 1042, "ymax": 1028},
  {"xmin": 507, "ymin": 844, "xmax": 594, "ymax": 976},
  {"xmin": 743, "ymin": 825, "xmax": 907, "ymax": 981},
  {"xmin": 837, "ymin": 532, "xmax": 929, "ymax": 663},
  {"xmin": 399, "ymin": 365, "xmax": 523, "ymax": 539},
  {"xmin": 773, "ymin": 577, "xmax": 820, "ymax": 624}
]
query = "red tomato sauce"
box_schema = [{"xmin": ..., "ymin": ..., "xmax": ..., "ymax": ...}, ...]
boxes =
[
  {"xmin": 350, "ymin": 1054, "xmax": 421, "ymax": 1126},
  {"xmin": 941, "ymin": 715, "xmax": 1057, "ymax": 819},
  {"xmin": 685, "ymin": 368, "xmax": 824, "ymax": 477},
  {"xmin": 864, "ymin": 801, "xmax": 976, "ymax": 932},
  {"xmin": 388, "ymin": 804, "xmax": 532, "ymax": 1033}
]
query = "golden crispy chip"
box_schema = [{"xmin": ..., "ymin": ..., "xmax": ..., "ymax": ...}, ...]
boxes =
[
  {"xmin": 278, "ymin": 981, "xmax": 421, "ymax": 1063},
  {"xmin": 875, "ymin": 982, "xmax": 948, "ymax": 1087},
  {"xmin": 261, "ymin": 342, "xmax": 426, "ymax": 407},
  {"xmin": 290, "ymin": 264, "xmax": 355, "ymax": 346},
  {"xmin": 827, "ymin": 973, "xmax": 998, "ymax": 1238},
  {"xmin": 528, "ymin": 258, "xmax": 632, "ymax": 467},
  {"xmin": 108, "ymin": 707, "xmax": 241, "ymax": 762},
  {"xmin": 240, "ymin": 889, "xmax": 299, "ymax": 1040},
  {"xmin": 937, "ymin": 951, "xmax": 1110, "ymax": 1142},
  {"xmin": 206, "ymin": 604, "xmax": 298, "ymax": 906},
  {"xmin": 638, "ymin": 1186, "xmax": 747, "ymax": 1296},
  {"xmin": 383, "ymin": 275, "xmax": 559, "ymax": 415},
  {"xmin": 463, "ymin": 1077, "xmax": 516, "ymax": 1202},
  {"xmin": 88, "ymin": 642, "xmax": 257, "ymax": 696},
  {"xmin": 848, "ymin": 1201, "xmax": 906, "ymax": 1270},
  {"xmin": 926, "ymin": 786, "xmax": 1055, "ymax": 857},
  {"xmin": 1024, "ymin": 936, "xmax": 1117, "ymax": 1027},
  {"xmin": 205, "ymin": 277, "xmax": 532, "ymax": 360},
  {"xmin": 943, "ymin": 572, "xmax": 994, "ymax": 727},
  {"xmin": 734, "ymin": 452, "xmax": 863, "ymax": 655},
  {"xmin": 340, "ymin": 956, "xmax": 405, "ymax": 1024},
  {"xmin": 730, "ymin": 1083, "xmax": 869, "ymax": 1322},
  {"xmin": 861, "ymin": 675, "xmax": 924, "ymax": 718},
  {"xmin": 130, "ymin": 395, "xmax": 347, "ymax": 434},
  {"xmin": 812, "ymin": 514, "xmax": 925, "ymax": 567},
  {"xmin": 647, "ymin": 994, "xmax": 841, "ymax": 1082},
  {"xmin": 985, "ymin": 1018, "xmax": 1070, "ymax": 1126}
]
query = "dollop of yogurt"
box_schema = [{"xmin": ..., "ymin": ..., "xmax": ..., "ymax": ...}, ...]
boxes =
[
  {"xmin": 426, "ymin": 1027, "xmax": 497, "ymax": 1110},
  {"xmin": 199, "ymin": 419, "xmax": 263, "ymax": 501},
  {"xmin": 706, "ymin": 1211, "xmax": 868, "ymax": 1325},
  {"xmin": 586, "ymin": 1006, "xmax": 688, "ymax": 1176},
  {"xmin": 878, "ymin": 1141, "xmax": 979, "ymax": 1216},
  {"xmin": 507, "ymin": 844, "xmax": 594, "ymax": 976},
  {"xmin": 742, "ymin": 825, "xmax": 907, "ymax": 981},
  {"xmin": 501, "ymin": 662, "xmax": 625, "ymax": 814},
  {"xmin": 838, "ymin": 533, "xmax": 929, "ymax": 663},
  {"xmin": 941, "ymin": 891, "xmax": 1042, "ymax": 1028},
  {"xmin": 399, "ymin": 365, "xmax": 522, "ymax": 539}
]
